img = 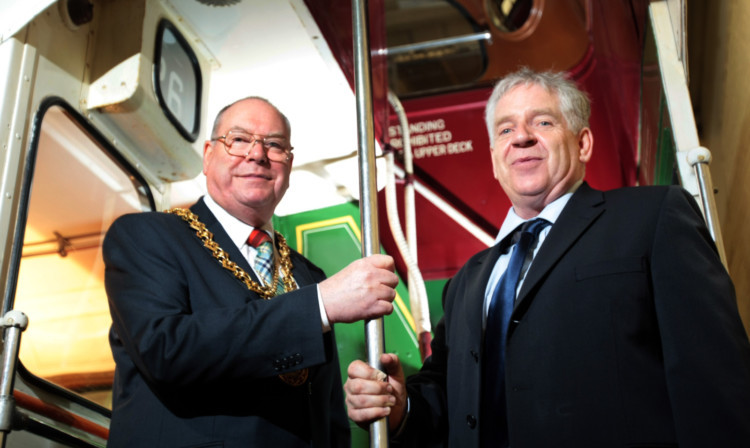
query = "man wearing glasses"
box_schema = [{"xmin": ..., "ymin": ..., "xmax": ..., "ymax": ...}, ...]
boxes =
[{"xmin": 104, "ymin": 97, "xmax": 398, "ymax": 447}]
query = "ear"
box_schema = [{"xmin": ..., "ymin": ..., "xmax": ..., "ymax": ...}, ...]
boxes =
[
  {"xmin": 202, "ymin": 140, "xmax": 214, "ymax": 175},
  {"xmin": 286, "ymin": 152, "xmax": 294, "ymax": 169},
  {"xmin": 577, "ymin": 127, "xmax": 593, "ymax": 163}
]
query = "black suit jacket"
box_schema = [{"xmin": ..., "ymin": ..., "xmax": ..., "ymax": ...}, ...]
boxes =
[
  {"xmin": 398, "ymin": 183, "xmax": 750, "ymax": 447},
  {"xmin": 104, "ymin": 198, "xmax": 350, "ymax": 447}
]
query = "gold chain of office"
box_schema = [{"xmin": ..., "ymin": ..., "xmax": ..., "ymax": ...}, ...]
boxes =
[
  {"xmin": 167, "ymin": 207, "xmax": 296, "ymax": 298},
  {"xmin": 166, "ymin": 207, "xmax": 309, "ymax": 386}
]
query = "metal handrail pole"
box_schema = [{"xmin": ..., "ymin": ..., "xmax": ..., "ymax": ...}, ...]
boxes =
[
  {"xmin": 687, "ymin": 147, "xmax": 728, "ymax": 269},
  {"xmin": 351, "ymin": 0, "xmax": 388, "ymax": 446},
  {"xmin": 387, "ymin": 31, "xmax": 492, "ymax": 56},
  {"xmin": 0, "ymin": 310, "xmax": 29, "ymax": 448}
]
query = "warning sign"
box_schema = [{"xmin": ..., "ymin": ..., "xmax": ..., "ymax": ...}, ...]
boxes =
[{"xmin": 388, "ymin": 118, "xmax": 474, "ymax": 159}]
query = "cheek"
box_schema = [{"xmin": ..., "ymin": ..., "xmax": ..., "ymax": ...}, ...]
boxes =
[
  {"xmin": 489, "ymin": 147, "xmax": 505, "ymax": 176},
  {"xmin": 547, "ymin": 147, "xmax": 571, "ymax": 172},
  {"xmin": 208, "ymin": 162, "xmax": 238, "ymax": 189},
  {"xmin": 277, "ymin": 171, "xmax": 291, "ymax": 192},
  {"xmin": 202, "ymin": 153, "xmax": 214, "ymax": 176}
]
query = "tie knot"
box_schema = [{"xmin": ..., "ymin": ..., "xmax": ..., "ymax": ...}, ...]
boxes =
[
  {"xmin": 247, "ymin": 228, "xmax": 271, "ymax": 248},
  {"xmin": 521, "ymin": 218, "xmax": 551, "ymax": 238}
]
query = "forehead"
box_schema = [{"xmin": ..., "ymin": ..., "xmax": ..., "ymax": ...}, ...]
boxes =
[
  {"xmin": 494, "ymin": 84, "xmax": 561, "ymax": 118},
  {"xmin": 219, "ymin": 99, "xmax": 289, "ymax": 136}
]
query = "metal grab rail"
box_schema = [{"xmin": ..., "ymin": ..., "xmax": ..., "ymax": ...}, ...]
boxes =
[
  {"xmin": 687, "ymin": 148, "xmax": 728, "ymax": 268},
  {"xmin": 13, "ymin": 390, "xmax": 109, "ymax": 445},
  {"xmin": 649, "ymin": 2, "xmax": 728, "ymax": 269},
  {"xmin": 386, "ymin": 31, "xmax": 491, "ymax": 56},
  {"xmin": 351, "ymin": 0, "xmax": 388, "ymax": 446},
  {"xmin": 0, "ymin": 310, "xmax": 28, "ymax": 448},
  {"xmin": 390, "ymin": 164, "xmax": 495, "ymax": 247}
]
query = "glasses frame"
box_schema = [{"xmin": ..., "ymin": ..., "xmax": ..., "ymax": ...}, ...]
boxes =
[{"xmin": 213, "ymin": 131, "xmax": 293, "ymax": 162}]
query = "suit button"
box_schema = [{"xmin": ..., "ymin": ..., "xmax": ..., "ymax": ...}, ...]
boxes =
[
  {"xmin": 466, "ymin": 414, "xmax": 476, "ymax": 429},
  {"xmin": 469, "ymin": 350, "xmax": 479, "ymax": 363}
]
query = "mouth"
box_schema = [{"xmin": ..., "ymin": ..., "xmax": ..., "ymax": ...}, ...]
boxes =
[
  {"xmin": 237, "ymin": 172, "xmax": 272, "ymax": 181},
  {"xmin": 512, "ymin": 156, "xmax": 543, "ymax": 166}
]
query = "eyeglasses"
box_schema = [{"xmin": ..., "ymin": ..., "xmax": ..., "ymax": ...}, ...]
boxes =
[{"xmin": 213, "ymin": 130, "xmax": 293, "ymax": 162}]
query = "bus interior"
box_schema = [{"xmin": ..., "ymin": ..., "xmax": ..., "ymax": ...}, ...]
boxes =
[{"xmin": 0, "ymin": 0, "xmax": 747, "ymax": 446}]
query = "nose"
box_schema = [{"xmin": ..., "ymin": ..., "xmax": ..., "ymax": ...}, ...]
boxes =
[
  {"xmin": 512, "ymin": 124, "xmax": 537, "ymax": 147},
  {"xmin": 243, "ymin": 139, "xmax": 268, "ymax": 162}
]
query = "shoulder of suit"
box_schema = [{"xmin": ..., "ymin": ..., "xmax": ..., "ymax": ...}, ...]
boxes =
[
  {"xmin": 583, "ymin": 185, "xmax": 702, "ymax": 222},
  {"xmin": 111, "ymin": 209, "xmax": 183, "ymax": 227},
  {"xmin": 106, "ymin": 210, "xmax": 192, "ymax": 243},
  {"xmin": 598, "ymin": 184, "xmax": 678, "ymax": 202}
]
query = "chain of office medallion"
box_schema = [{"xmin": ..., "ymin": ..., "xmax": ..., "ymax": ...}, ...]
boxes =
[{"xmin": 166, "ymin": 208, "xmax": 296, "ymax": 299}]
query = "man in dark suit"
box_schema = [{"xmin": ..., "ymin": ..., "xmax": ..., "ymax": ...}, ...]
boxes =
[
  {"xmin": 344, "ymin": 68, "xmax": 750, "ymax": 447},
  {"xmin": 104, "ymin": 97, "xmax": 398, "ymax": 447}
]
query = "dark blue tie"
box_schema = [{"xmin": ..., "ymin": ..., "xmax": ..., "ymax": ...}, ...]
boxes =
[{"xmin": 481, "ymin": 218, "xmax": 550, "ymax": 447}]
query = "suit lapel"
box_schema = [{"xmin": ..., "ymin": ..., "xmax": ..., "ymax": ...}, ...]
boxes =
[
  {"xmin": 514, "ymin": 184, "xmax": 605, "ymax": 311},
  {"xmin": 460, "ymin": 243, "xmax": 505, "ymax": 341}
]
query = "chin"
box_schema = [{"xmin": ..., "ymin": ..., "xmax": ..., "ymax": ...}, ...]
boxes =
[{"xmin": 513, "ymin": 182, "xmax": 549, "ymax": 197}]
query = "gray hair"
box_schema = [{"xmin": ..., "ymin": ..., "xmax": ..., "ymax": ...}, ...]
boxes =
[
  {"xmin": 484, "ymin": 67, "xmax": 590, "ymax": 144},
  {"xmin": 210, "ymin": 96, "xmax": 292, "ymax": 140}
]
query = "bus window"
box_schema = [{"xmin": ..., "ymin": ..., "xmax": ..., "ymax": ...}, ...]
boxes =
[
  {"xmin": 485, "ymin": 0, "xmax": 534, "ymax": 33},
  {"xmin": 14, "ymin": 104, "xmax": 152, "ymax": 409},
  {"xmin": 386, "ymin": 0, "xmax": 487, "ymax": 96}
]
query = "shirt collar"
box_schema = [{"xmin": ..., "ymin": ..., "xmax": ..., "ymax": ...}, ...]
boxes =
[
  {"xmin": 203, "ymin": 194, "xmax": 274, "ymax": 250},
  {"xmin": 494, "ymin": 181, "xmax": 581, "ymax": 244}
]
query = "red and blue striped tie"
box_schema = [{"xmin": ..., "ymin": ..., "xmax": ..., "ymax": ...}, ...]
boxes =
[{"xmin": 247, "ymin": 228, "xmax": 274, "ymax": 286}]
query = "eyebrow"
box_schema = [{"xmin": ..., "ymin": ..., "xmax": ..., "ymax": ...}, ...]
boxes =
[{"xmin": 494, "ymin": 107, "xmax": 560, "ymax": 127}]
